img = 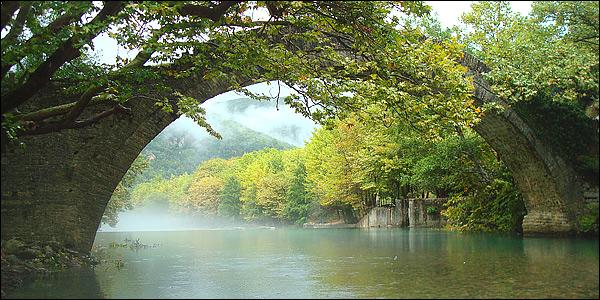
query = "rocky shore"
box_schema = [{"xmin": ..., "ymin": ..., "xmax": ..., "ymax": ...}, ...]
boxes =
[{"xmin": 1, "ymin": 239, "xmax": 98, "ymax": 297}]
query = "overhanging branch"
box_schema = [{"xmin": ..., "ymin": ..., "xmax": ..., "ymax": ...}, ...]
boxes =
[
  {"xmin": 1, "ymin": 2, "xmax": 32, "ymax": 46},
  {"xmin": 62, "ymin": 44, "xmax": 155, "ymax": 126},
  {"xmin": 14, "ymin": 98, "xmax": 103, "ymax": 122},
  {"xmin": 2, "ymin": 5, "xmax": 90, "ymax": 79},
  {"xmin": 17, "ymin": 104, "xmax": 131, "ymax": 137},
  {"xmin": 1, "ymin": 1, "xmax": 124, "ymax": 115},
  {"xmin": 0, "ymin": 1, "xmax": 19, "ymax": 31}
]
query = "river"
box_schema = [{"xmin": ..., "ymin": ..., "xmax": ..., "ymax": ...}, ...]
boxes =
[{"xmin": 7, "ymin": 228, "xmax": 599, "ymax": 298}]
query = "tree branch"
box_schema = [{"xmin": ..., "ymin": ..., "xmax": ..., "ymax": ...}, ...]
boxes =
[
  {"xmin": 2, "ymin": 4, "xmax": 90, "ymax": 79},
  {"xmin": 222, "ymin": 20, "xmax": 291, "ymax": 28},
  {"xmin": 573, "ymin": 34, "xmax": 600, "ymax": 44},
  {"xmin": 61, "ymin": 85, "xmax": 105, "ymax": 125},
  {"xmin": 1, "ymin": 2, "xmax": 32, "ymax": 45},
  {"xmin": 0, "ymin": 1, "xmax": 19, "ymax": 31},
  {"xmin": 1, "ymin": 1, "xmax": 124, "ymax": 115},
  {"xmin": 17, "ymin": 104, "xmax": 131, "ymax": 137},
  {"xmin": 62, "ymin": 42, "xmax": 155, "ymax": 125},
  {"xmin": 15, "ymin": 99, "xmax": 94, "ymax": 122},
  {"xmin": 178, "ymin": 1, "xmax": 238, "ymax": 22}
]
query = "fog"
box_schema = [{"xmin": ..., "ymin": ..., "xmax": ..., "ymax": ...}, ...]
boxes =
[
  {"xmin": 100, "ymin": 202, "xmax": 252, "ymax": 232},
  {"xmin": 169, "ymin": 81, "xmax": 319, "ymax": 147}
]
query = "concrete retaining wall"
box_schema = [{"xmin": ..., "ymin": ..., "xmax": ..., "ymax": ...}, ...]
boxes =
[
  {"xmin": 357, "ymin": 198, "xmax": 447, "ymax": 228},
  {"xmin": 408, "ymin": 198, "xmax": 448, "ymax": 228}
]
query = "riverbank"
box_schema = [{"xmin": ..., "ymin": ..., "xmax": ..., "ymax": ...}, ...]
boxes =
[
  {"xmin": 303, "ymin": 221, "xmax": 357, "ymax": 228},
  {"xmin": 0, "ymin": 238, "xmax": 98, "ymax": 297}
]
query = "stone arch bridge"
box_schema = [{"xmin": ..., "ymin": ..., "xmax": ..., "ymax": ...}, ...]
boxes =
[{"xmin": 0, "ymin": 53, "xmax": 592, "ymax": 252}]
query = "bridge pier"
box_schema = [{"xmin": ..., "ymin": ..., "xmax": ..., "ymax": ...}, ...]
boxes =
[
  {"xmin": 462, "ymin": 52, "xmax": 588, "ymax": 236},
  {"xmin": 1, "ymin": 97, "xmax": 175, "ymax": 252},
  {"xmin": 522, "ymin": 211, "xmax": 574, "ymax": 235},
  {"xmin": 1, "ymin": 76, "xmax": 241, "ymax": 253}
]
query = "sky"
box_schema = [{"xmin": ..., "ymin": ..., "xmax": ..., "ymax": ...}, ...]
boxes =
[{"xmin": 427, "ymin": 1, "xmax": 532, "ymax": 29}]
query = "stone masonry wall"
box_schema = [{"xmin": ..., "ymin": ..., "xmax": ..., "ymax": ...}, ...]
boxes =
[
  {"xmin": 357, "ymin": 205, "xmax": 406, "ymax": 228},
  {"xmin": 1, "ymin": 98, "xmax": 174, "ymax": 252},
  {"xmin": 582, "ymin": 182, "xmax": 599, "ymax": 206}
]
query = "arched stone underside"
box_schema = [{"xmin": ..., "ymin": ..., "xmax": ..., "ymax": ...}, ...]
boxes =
[
  {"xmin": 1, "ymin": 53, "xmax": 591, "ymax": 252},
  {"xmin": 1, "ymin": 98, "xmax": 174, "ymax": 252},
  {"xmin": 0, "ymin": 76, "xmax": 245, "ymax": 252},
  {"xmin": 462, "ymin": 53, "xmax": 586, "ymax": 234}
]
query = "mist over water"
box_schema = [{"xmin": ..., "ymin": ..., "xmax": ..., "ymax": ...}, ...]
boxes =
[{"xmin": 99, "ymin": 202, "xmax": 250, "ymax": 232}]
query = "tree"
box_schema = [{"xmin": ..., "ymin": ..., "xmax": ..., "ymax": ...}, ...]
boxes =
[
  {"xmin": 255, "ymin": 172, "xmax": 287, "ymax": 220},
  {"xmin": 138, "ymin": 128, "xmax": 201, "ymax": 180},
  {"xmin": 6, "ymin": 1, "xmax": 595, "ymax": 233},
  {"xmin": 530, "ymin": 1, "xmax": 599, "ymax": 54},
  {"xmin": 192, "ymin": 158, "xmax": 230, "ymax": 179},
  {"xmin": 129, "ymin": 174, "xmax": 192, "ymax": 212},
  {"xmin": 1, "ymin": 1, "xmax": 437, "ymax": 147},
  {"xmin": 459, "ymin": 1, "xmax": 598, "ymax": 108},
  {"xmin": 186, "ymin": 176, "xmax": 224, "ymax": 215},
  {"xmin": 218, "ymin": 176, "xmax": 242, "ymax": 220},
  {"xmin": 282, "ymin": 162, "xmax": 310, "ymax": 225},
  {"xmin": 304, "ymin": 122, "xmax": 363, "ymax": 220},
  {"xmin": 458, "ymin": 1, "xmax": 598, "ymax": 182}
]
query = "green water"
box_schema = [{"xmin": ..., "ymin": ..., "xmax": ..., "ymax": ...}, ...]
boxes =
[{"xmin": 7, "ymin": 228, "xmax": 599, "ymax": 298}]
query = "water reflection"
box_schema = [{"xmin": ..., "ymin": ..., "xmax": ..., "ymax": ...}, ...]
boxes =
[
  {"xmin": 8, "ymin": 267, "xmax": 104, "ymax": 299},
  {"xmin": 7, "ymin": 228, "xmax": 599, "ymax": 299}
]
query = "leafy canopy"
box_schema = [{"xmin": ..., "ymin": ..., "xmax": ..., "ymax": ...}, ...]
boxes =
[{"xmin": 1, "ymin": 1, "xmax": 484, "ymax": 144}]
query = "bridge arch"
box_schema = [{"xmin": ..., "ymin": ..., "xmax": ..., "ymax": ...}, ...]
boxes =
[{"xmin": 0, "ymin": 54, "xmax": 590, "ymax": 252}]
